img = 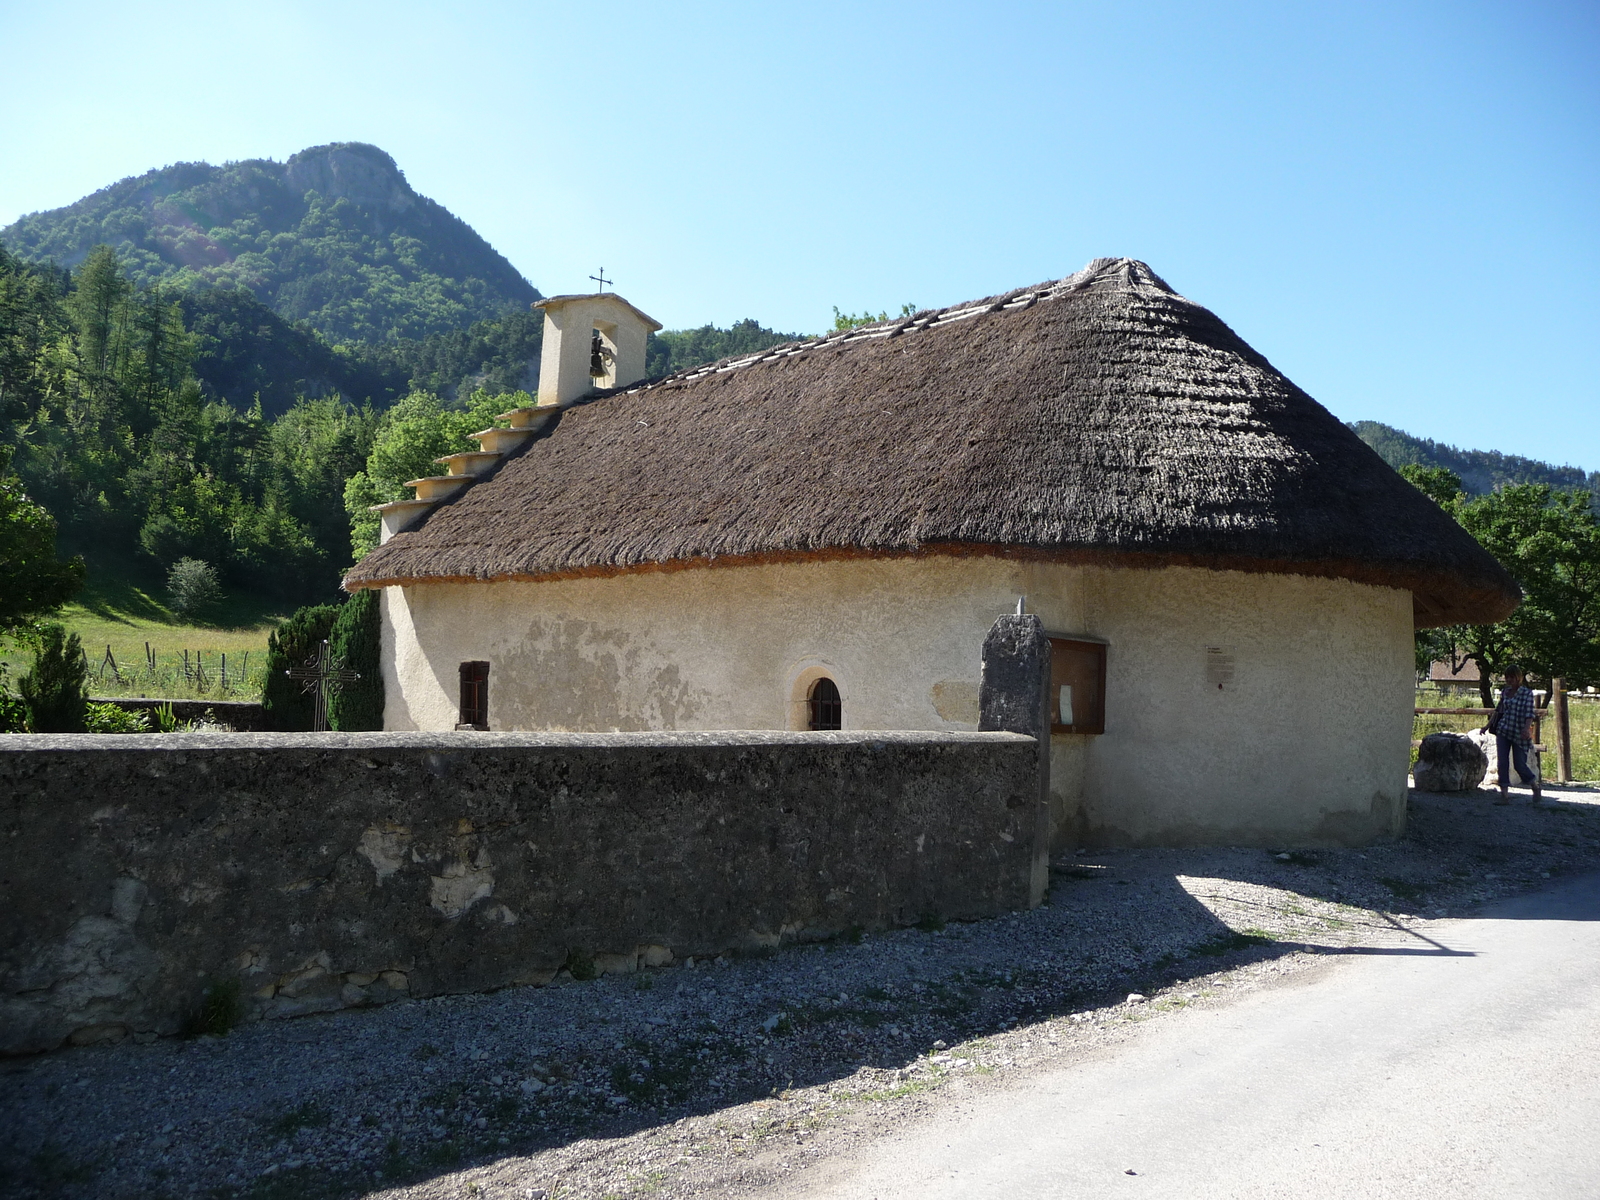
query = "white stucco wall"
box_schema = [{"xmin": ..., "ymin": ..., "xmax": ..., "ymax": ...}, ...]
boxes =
[{"xmin": 377, "ymin": 557, "xmax": 1414, "ymax": 848}]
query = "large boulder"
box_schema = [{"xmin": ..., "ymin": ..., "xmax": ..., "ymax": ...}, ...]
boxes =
[
  {"xmin": 1412, "ymin": 732, "xmax": 1488, "ymax": 792},
  {"xmin": 1465, "ymin": 727, "xmax": 1500, "ymax": 788}
]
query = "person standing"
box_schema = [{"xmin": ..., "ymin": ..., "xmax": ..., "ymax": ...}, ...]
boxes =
[{"xmin": 1489, "ymin": 664, "xmax": 1541, "ymax": 804}]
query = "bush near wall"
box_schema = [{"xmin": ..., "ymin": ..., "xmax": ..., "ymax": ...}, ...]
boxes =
[
  {"xmin": 19, "ymin": 623, "xmax": 88, "ymax": 733},
  {"xmin": 328, "ymin": 589, "xmax": 383, "ymax": 731},
  {"xmin": 260, "ymin": 604, "xmax": 340, "ymax": 731}
]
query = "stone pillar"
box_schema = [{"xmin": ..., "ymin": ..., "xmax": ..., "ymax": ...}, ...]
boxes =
[{"xmin": 979, "ymin": 613, "xmax": 1052, "ymax": 908}]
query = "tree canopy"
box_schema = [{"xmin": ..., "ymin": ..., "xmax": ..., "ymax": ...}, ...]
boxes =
[
  {"xmin": 0, "ymin": 445, "xmax": 84, "ymax": 633},
  {"xmin": 1403, "ymin": 464, "xmax": 1600, "ymax": 701},
  {"xmin": 1358, "ymin": 421, "xmax": 1598, "ymax": 498},
  {"xmin": 644, "ymin": 318, "xmax": 803, "ymax": 378},
  {"xmin": 0, "ymin": 243, "xmax": 376, "ymax": 601},
  {"xmin": 342, "ymin": 389, "xmax": 521, "ymax": 559}
]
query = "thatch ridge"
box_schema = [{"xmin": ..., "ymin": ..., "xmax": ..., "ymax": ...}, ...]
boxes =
[{"xmin": 345, "ymin": 258, "xmax": 1517, "ymax": 626}]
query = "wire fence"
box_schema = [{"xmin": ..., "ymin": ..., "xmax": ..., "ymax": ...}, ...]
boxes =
[{"xmin": 81, "ymin": 643, "xmax": 265, "ymax": 700}]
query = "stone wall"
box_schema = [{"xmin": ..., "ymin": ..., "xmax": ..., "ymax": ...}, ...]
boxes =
[
  {"xmin": 87, "ymin": 698, "xmax": 267, "ymax": 731},
  {"xmin": 0, "ymin": 729, "xmax": 1039, "ymax": 1055}
]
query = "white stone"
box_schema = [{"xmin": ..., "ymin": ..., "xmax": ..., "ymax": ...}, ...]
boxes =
[
  {"xmin": 429, "ymin": 857, "xmax": 493, "ymax": 919},
  {"xmin": 357, "ymin": 826, "xmax": 411, "ymax": 883},
  {"xmin": 110, "ymin": 877, "xmax": 148, "ymax": 924}
]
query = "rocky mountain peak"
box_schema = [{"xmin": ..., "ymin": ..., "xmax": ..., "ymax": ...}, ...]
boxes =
[{"xmin": 283, "ymin": 142, "xmax": 415, "ymax": 213}]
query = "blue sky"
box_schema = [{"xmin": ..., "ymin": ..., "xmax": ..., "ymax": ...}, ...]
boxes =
[{"xmin": 1, "ymin": 1, "xmax": 1595, "ymax": 468}]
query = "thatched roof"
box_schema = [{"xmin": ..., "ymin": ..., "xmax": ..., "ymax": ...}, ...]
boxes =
[{"xmin": 345, "ymin": 258, "xmax": 1516, "ymax": 626}]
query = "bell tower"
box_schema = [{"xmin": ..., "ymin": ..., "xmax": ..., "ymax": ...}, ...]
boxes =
[{"xmin": 534, "ymin": 290, "xmax": 663, "ymax": 407}]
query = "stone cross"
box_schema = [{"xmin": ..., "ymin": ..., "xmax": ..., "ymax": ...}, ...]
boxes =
[{"xmin": 284, "ymin": 639, "xmax": 361, "ymax": 733}]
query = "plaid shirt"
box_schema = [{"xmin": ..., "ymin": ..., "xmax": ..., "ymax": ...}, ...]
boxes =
[{"xmin": 1495, "ymin": 684, "xmax": 1536, "ymax": 747}]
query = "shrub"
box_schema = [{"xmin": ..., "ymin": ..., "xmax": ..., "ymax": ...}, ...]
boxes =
[
  {"xmin": 0, "ymin": 661, "xmax": 27, "ymax": 732},
  {"xmin": 186, "ymin": 979, "xmax": 242, "ymax": 1037},
  {"xmin": 260, "ymin": 603, "xmax": 340, "ymax": 730},
  {"xmin": 84, "ymin": 702, "xmax": 151, "ymax": 733},
  {"xmin": 19, "ymin": 623, "xmax": 87, "ymax": 732},
  {"xmin": 328, "ymin": 588, "xmax": 384, "ymax": 731},
  {"xmin": 167, "ymin": 557, "xmax": 223, "ymax": 617}
]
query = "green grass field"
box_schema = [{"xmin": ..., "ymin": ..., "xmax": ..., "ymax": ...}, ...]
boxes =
[{"xmin": 2, "ymin": 569, "xmax": 291, "ymax": 702}]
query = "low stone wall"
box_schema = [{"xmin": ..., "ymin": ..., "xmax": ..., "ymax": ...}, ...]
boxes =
[
  {"xmin": 0, "ymin": 730, "xmax": 1041, "ymax": 1055},
  {"xmin": 87, "ymin": 697, "xmax": 268, "ymax": 731}
]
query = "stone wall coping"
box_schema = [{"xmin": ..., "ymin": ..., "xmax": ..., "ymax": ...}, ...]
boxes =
[{"xmin": 0, "ymin": 729, "xmax": 1035, "ymax": 753}]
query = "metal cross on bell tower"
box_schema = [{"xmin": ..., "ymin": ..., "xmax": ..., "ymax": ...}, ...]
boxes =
[
  {"xmin": 284, "ymin": 639, "xmax": 361, "ymax": 732},
  {"xmin": 589, "ymin": 267, "xmax": 612, "ymax": 294}
]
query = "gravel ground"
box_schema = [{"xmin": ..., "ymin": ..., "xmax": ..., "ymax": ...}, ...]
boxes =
[{"xmin": 5, "ymin": 782, "xmax": 1600, "ymax": 1200}]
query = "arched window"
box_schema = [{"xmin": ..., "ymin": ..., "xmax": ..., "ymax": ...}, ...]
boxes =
[{"xmin": 808, "ymin": 676, "xmax": 842, "ymax": 731}]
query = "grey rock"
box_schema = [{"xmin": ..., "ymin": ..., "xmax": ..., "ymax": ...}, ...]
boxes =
[{"xmin": 1412, "ymin": 733, "xmax": 1488, "ymax": 792}]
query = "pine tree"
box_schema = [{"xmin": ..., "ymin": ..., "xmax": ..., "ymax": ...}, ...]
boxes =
[
  {"xmin": 19, "ymin": 622, "xmax": 88, "ymax": 733},
  {"xmin": 66, "ymin": 245, "xmax": 132, "ymax": 399}
]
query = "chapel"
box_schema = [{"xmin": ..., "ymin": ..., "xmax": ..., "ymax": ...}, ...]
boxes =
[{"xmin": 343, "ymin": 258, "xmax": 1517, "ymax": 849}]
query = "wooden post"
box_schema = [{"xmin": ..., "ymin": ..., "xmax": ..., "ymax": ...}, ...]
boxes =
[{"xmin": 1552, "ymin": 677, "xmax": 1572, "ymax": 784}]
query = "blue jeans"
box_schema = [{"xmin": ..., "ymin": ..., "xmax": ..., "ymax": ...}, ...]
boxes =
[{"xmin": 1496, "ymin": 735, "xmax": 1538, "ymax": 786}]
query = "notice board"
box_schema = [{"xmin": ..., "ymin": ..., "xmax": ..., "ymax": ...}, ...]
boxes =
[{"xmin": 1049, "ymin": 637, "xmax": 1107, "ymax": 735}]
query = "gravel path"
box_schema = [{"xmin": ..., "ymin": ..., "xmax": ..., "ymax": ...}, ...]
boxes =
[{"xmin": 5, "ymin": 783, "xmax": 1599, "ymax": 1200}]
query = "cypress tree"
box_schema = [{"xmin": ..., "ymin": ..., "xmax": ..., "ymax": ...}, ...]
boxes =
[
  {"xmin": 19, "ymin": 622, "xmax": 88, "ymax": 732},
  {"xmin": 260, "ymin": 603, "xmax": 340, "ymax": 731},
  {"xmin": 328, "ymin": 588, "xmax": 384, "ymax": 731}
]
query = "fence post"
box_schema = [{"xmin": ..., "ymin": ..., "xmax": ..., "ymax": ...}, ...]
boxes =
[
  {"xmin": 979, "ymin": 610, "xmax": 1052, "ymax": 908},
  {"xmin": 1553, "ymin": 678, "xmax": 1572, "ymax": 784}
]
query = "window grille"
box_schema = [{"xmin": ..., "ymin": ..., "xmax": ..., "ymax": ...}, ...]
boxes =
[
  {"xmin": 458, "ymin": 661, "xmax": 490, "ymax": 730},
  {"xmin": 808, "ymin": 677, "xmax": 842, "ymax": 731}
]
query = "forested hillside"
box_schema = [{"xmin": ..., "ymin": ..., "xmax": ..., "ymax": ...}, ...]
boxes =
[
  {"xmin": 0, "ymin": 239, "xmax": 805, "ymax": 614},
  {"xmin": 179, "ymin": 292, "xmax": 797, "ymax": 418},
  {"xmin": 1, "ymin": 143, "xmax": 538, "ymax": 343},
  {"xmin": 0, "ymin": 244, "xmax": 375, "ymax": 601},
  {"xmin": 1353, "ymin": 420, "xmax": 1598, "ymax": 496}
]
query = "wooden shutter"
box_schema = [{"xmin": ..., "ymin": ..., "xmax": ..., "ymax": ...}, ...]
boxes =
[{"xmin": 458, "ymin": 661, "xmax": 490, "ymax": 729}]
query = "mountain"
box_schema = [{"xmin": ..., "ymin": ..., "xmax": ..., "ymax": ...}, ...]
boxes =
[
  {"xmin": 1351, "ymin": 421, "xmax": 1598, "ymax": 497},
  {"xmin": 1, "ymin": 142, "xmax": 539, "ymax": 344}
]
